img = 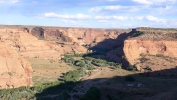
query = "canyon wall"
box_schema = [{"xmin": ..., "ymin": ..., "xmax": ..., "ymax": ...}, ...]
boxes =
[
  {"xmin": 0, "ymin": 44, "xmax": 33, "ymax": 89},
  {"xmin": 28, "ymin": 27, "xmax": 131, "ymax": 45},
  {"xmin": 28, "ymin": 27, "xmax": 132, "ymax": 62},
  {"xmin": 123, "ymin": 28, "xmax": 177, "ymax": 75},
  {"xmin": 124, "ymin": 39, "xmax": 177, "ymax": 64}
]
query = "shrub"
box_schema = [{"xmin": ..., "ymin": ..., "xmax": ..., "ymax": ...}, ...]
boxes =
[
  {"xmin": 115, "ymin": 63, "xmax": 122, "ymax": 69},
  {"xmin": 127, "ymin": 64, "xmax": 136, "ymax": 71},
  {"xmin": 131, "ymin": 31, "xmax": 144, "ymax": 37},
  {"xmin": 139, "ymin": 57, "xmax": 149, "ymax": 63},
  {"xmin": 8, "ymin": 72, "xmax": 13, "ymax": 76},
  {"xmin": 63, "ymin": 70, "xmax": 80, "ymax": 82},
  {"xmin": 74, "ymin": 60, "xmax": 85, "ymax": 67}
]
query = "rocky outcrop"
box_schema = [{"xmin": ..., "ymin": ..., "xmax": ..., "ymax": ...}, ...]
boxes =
[
  {"xmin": 0, "ymin": 44, "xmax": 32, "ymax": 89},
  {"xmin": 124, "ymin": 39, "xmax": 177, "ymax": 65},
  {"xmin": 30, "ymin": 27, "xmax": 44, "ymax": 38},
  {"xmin": 29, "ymin": 27, "xmax": 131, "ymax": 45},
  {"xmin": 123, "ymin": 38, "xmax": 177, "ymax": 75}
]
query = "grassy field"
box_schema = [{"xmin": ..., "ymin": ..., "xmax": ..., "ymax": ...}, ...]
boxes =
[{"xmin": 26, "ymin": 58, "xmax": 75, "ymax": 85}]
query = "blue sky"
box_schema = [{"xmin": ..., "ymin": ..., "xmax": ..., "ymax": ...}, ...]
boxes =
[{"xmin": 0, "ymin": 0, "xmax": 177, "ymax": 28}]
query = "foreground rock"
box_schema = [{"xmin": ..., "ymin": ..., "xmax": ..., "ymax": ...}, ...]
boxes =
[{"xmin": 0, "ymin": 44, "xmax": 33, "ymax": 89}]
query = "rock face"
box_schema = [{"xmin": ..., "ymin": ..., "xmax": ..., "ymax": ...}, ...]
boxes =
[
  {"xmin": 30, "ymin": 27, "xmax": 44, "ymax": 38},
  {"xmin": 124, "ymin": 39, "xmax": 177, "ymax": 65},
  {"xmin": 28, "ymin": 27, "xmax": 132, "ymax": 62},
  {"xmin": 0, "ymin": 44, "xmax": 33, "ymax": 89},
  {"xmin": 29, "ymin": 27, "xmax": 131, "ymax": 45},
  {"xmin": 123, "ymin": 28, "xmax": 177, "ymax": 75}
]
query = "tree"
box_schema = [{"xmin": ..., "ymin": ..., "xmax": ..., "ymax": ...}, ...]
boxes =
[
  {"xmin": 74, "ymin": 60, "xmax": 85, "ymax": 67},
  {"xmin": 63, "ymin": 70, "xmax": 80, "ymax": 82}
]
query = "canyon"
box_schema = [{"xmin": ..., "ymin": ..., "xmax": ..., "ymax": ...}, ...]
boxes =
[
  {"xmin": 0, "ymin": 25, "xmax": 131, "ymax": 89},
  {"xmin": 0, "ymin": 25, "xmax": 177, "ymax": 100}
]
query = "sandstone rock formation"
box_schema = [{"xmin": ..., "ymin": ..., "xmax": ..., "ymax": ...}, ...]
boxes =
[
  {"xmin": 27, "ymin": 26, "xmax": 132, "ymax": 62},
  {"xmin": 124, "ymin": 39, "xmax": 177, "ymax": 65},
  {"xmin": 0, "ymin": 44, "xmax": 32, "ymax": 89},
  {"xmin": 29, "ymin": 27, "xmax": 131, "ymax": 46},
  {"xmin": 123, "ymin": 28, "xmax": 177, "ymax": 74}
]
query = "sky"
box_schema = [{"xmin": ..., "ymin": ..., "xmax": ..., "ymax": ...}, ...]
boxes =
[{"xmin": 0, "ymin": 0, "xmax": 177, "ymax": 28}]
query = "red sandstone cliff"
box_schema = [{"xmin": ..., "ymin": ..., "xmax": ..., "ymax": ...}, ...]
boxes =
[
  {"xmin": 124, "ymin": 39, "xmax": 177, "ymax": 65},
  {"xmin": 123, "ymin": 29, "xmax": 177, "ymax": 74},
  {"xmin": 0, "ymin": 44, "xmax": 32, "ymax": 89}
]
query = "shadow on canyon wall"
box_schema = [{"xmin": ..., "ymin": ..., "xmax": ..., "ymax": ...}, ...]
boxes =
[
  {"xmin": 29, "ymin": 27, "xmax": 134, "ymax": 68},
  {"xmin": 35, "ymin": 67, "xmax": 177, "ymax": 100},
  {"xmin": 85, "ymin": 30, "xmax": 134, "ymax": 68}
]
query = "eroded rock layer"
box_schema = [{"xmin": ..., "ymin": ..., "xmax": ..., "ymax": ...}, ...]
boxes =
[
  {"xmin": 0, "ymin": 44, "xmax": 33, "ymax": 89},
  {"xmin": 123, "ymin": 28, "xmax": 177, "ymax": 75},
  {"xmin": 124, "ymin": 39, "xmax": 177, "ymax": 65}
]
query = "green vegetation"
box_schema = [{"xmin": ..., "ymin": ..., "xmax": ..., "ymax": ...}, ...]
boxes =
[
  {"xmin": 8, "ymin": 72, "xmax": 13, "ymax": 76},
  {"xmin": 139, "ymin": 53, "xmax": 176, "ymax": 62},
  {"xmin": 63, "ymin": 68, "xmax": 86, "ymax": 82},
  {"xmin": 138, "ymin": 57, "xmax": 149, "ymax": 63},
  {"xmin": 129, "ymin": 28, "xmax": 177, "ymax": 40},
  {"xmin": 63, "ymin": 53, "xmax": 85, "ymax": 58},
  {"xmin": 62, "ymin": 54, "xmax": 122, "ymax": 69},
  {"xmin": 131, "ymin": 31, "xmax": 144, "ymax": 37},
  {"xmin": 137, "ymin": 27, "xmax": 177, "ymax": 30},
  {"xmin": 0, "ymin": 81, "xmax": 75, "ymax": 100},
  {"xmin": 132, "ymin": 32, "xmax": 177, "ymax": 40},
  {"xmin": 80, "ymin": 87, "xmax": 101, "ymax": 100},
  {"xmin": 85, "ymin": 57, "xmax": 122, "ymax": 68},
  {"xmin": 126, "ymin": 64, "xmax": 137, "ymax": 71}
]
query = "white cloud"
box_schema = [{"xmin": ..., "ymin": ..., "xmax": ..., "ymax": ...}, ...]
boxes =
[
  {"xmin": 98, "ymin": 20, "xmax": 109, "ymax": 23},
  {"xmin": 133, "ymin": 0, "xmax": 177, "ymax": 5},
  {"xmin": 88, "ymin": 7, "xmax": 102, "ymax": 12},
  {"xmin": 123, "ymin": 24, "xmax": 133, "ymax": 26},
  {"xmin": 130, "ymin": 16, "xmax": 144, "ymax": 20},
  {"xmin": 60, "ymin": 20, "xmax": 68, "ymax": 23},
  {"xmin": 169, "ymin": 20, "xmax": 177, "ymax": 26},
  {"xmin": 95, "ymin": 16, "xmax": 143, "ymax": 20},
  {"xmin": 60, "ymin": 19, "xmax": 90, "ymax": 27},
  {"xmin": 150, "ymin": 0, "xmax": 177, "ymax": 5},
  {"xmin": 135, "ymin": 16, "xmax": 144, "ymax": 20},
  {"xmin": 61, "ymin": 20, "xmax": 77, "ymax": 24},
  {"xmin": 0, "ymin": 0, "xmax": 19, "ymax": 3},
  {"xmin": 105, "ymin": 5, "xmax": 121, "ymax": 10},
  {"xmin": 146, "ymin": 15, "xmax": 167, "ymax": 23},
  {"xmin": 95, "ymin": 16, "xmax": 112, "ymax": 20},
  {"xmin": 132, "ymin": 0, "xmax": 153, "ymax": 5},
  {"xmin": 89, "ymin": 5, "xmax": 139, "ymax": 13},
  {"xmin": 12, "ymin": 0, "xmax": 18, "ymax": 3},
  {"xmin": 112, "ymin": 16, "xmax": 129, "ymax": 20},
  {"xmin": 44, "ymin": 12, "xmax": 92, "ymax": 20}
]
